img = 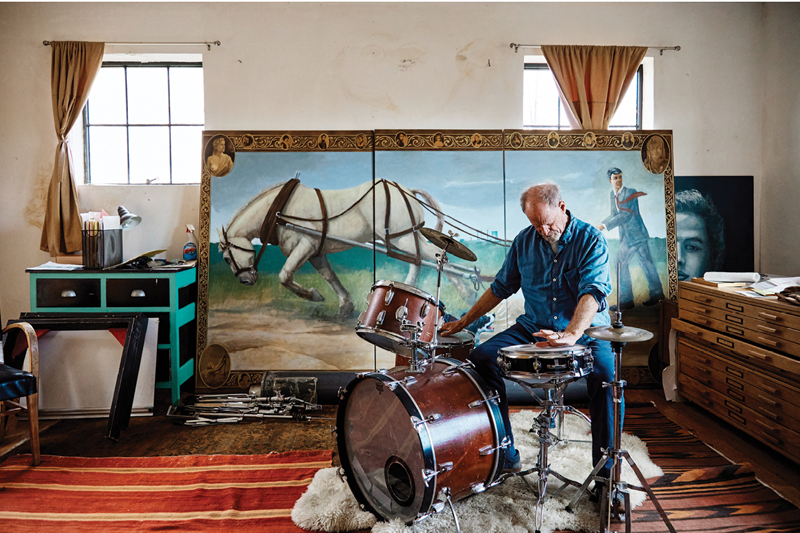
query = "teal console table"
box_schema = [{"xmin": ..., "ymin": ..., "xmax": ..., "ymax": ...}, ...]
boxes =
[{"xmin": 27, "ymin": 267, "xmax": 197, "ymax": 404}]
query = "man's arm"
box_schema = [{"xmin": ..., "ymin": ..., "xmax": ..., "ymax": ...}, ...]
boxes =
[
  {"xmin": 533, "ymin": 293, "xmax": 599, "ymax": 346},
  {"xmin": 439, "ymin": 288, "xmax": 503, "ymax": 336}
]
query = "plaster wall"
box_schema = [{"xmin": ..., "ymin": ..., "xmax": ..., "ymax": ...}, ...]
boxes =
[{"xmin": 0, "ymin": 2, "xmax": 787, "ymax": 322}]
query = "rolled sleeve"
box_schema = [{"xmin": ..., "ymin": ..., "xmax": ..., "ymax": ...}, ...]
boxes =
[{"xmin": 576, "ymin": 234, "xmax": 612, "ymax": 311}]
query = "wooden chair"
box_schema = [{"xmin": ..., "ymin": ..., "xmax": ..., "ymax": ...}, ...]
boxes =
[{"xmin": 0, "ymin": 321, "xmax": 40, "ymax": 466}]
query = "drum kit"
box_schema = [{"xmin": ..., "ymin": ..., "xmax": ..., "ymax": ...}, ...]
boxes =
[{"xmin": 337, "ymin": 230, "xmax": 676, "ymax": 533}]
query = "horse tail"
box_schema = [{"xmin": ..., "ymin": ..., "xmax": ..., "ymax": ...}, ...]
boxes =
[{"xmin": 412, "ymin": 188, "xmax": 444, "ymax": 232}]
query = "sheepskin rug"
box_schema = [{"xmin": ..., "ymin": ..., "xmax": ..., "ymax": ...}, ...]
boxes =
[{"xmin": 292, "ymin": 409, "xmax": 662, "ymax": 533}]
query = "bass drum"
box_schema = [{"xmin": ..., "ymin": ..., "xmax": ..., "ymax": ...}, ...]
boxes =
[{"xmin": 337, "ymin": 358, "xmax": 507, "ymax": 524}]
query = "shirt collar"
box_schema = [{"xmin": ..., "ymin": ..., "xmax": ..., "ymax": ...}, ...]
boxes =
[{"xmin": 561, "ymin": 210, "xmax": 576, "ymax": 245}]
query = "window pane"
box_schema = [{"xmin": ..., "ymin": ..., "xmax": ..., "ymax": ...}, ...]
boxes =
[
  {"xmin": 523, "ymin": 68, "xmax": 565, "ymax": 129},
  {"xmin": 88, "ymin": 126, "xmax": 128, "ymax": 184},
  {"xmin": 171, "ymin": 126, "xmax": 203, "ymax": 183},
  {"xmin": 129, "ymin": 126, "xmax": 170, "ymax": 184},
  {"xmin": 170, "ymin": 68, "xmax": 204, "ymax": 124},
  {"xmin": 609, "ymin": 77, "xmax": 639, "ymax": 129},
  {"xmin": 127, "ymin": 68, "xmax": 169, "ymax": 124},
  {"xmin": 87, "ymin": 67, "xmax": 126, "ymax": 125}
]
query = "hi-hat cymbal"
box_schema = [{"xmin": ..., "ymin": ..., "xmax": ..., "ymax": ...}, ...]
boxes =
[
  {"xmin": 420, "ymin": 227, "xmax": 477, "ymax": 262},
  {"xmin": 585, "ymin": 325, "xmax": 654, "ymax": 343}
]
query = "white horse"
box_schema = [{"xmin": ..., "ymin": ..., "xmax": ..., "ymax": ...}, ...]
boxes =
[{"xmin": 217, "ymin": 179, "xmax": 479, "ymax": 317}]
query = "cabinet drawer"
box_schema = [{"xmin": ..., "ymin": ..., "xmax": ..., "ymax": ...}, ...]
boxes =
[
  {"xmin": 681, "ymin": 309, "xmax": 800, "ymax": 358},
  {"xmin": 679, "ymin": 299, "xmax": 800, "ymax": 346},
  {"xmin": 36, "ymin": 278, "xmax": 101, "ymax": 308},
  {"xmin": 681, "ymin": 286, "xmax": 800, "ymax": 332},
  {"xmin": 107, "ymin": 278, "xmax": 170, "ymax": 308}
]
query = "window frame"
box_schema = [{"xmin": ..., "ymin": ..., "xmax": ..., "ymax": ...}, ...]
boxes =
[
  {"xmin": 82, "ymin": 60, "xmax": 204, "ymax": 185},
  {"xmin": 522, "ymin": 62, "xmax": 644, "ymax": 130}
]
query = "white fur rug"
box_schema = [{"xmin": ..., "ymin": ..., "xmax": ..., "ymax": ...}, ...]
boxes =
[{"xmin": 292, "ymin": 409, "xmax": 662, "ymax": 533}]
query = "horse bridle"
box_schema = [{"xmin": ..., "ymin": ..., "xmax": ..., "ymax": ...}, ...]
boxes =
[{"xmin": 220, "ymin": 225, "xmax": 260, "ymax": 278}]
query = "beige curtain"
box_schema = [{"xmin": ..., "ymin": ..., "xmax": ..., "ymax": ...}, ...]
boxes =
[
  {"xmin": 542, "ymin": 45, "xmax": 647, "ymax": 130},
  {"xmin": 40, "ymin": 41, "xmax": 105, "ymax": 255}
]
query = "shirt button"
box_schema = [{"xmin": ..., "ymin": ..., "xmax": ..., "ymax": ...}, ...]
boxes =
[
  {"xmin": 553, "ymin": 316, "xmax": 557, "ymax": 320},
  {"xmin": 552, "ymin": 297, "xmax": 557, "ymax": 301},
  {"xmin": 554, "ymin": 259, "xmax": 558, "ymax": 262},
  {"xmin": 552, "ymin": 278, "xmax": 557, "ymax": 282}
]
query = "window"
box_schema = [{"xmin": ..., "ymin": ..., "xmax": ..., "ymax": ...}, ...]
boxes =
[
  {"xmin": 80, "ymin": 58, "xmax": 204, "ymax": 184},
  {"xmin": 523, "ymin": 57, "xmax": 650, "ymax": 130}
]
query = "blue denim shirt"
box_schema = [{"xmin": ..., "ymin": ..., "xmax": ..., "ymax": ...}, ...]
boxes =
[{"xmin": 490, "ymin": 211, "xmax": 612, "ymax": 337}]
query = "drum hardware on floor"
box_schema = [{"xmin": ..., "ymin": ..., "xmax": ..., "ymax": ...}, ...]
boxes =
[
  {"xmin": 565, "ymin": 265, "xmax": 676, "ymax": 533},
  {"xmin": 498, "ymin": 343, "xmax": 595, "ymax": 533}
]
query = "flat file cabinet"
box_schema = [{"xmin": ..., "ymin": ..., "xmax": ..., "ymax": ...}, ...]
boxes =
[{"xmin": 27, "ymin": 267, "xmax": 197, "ymax": 404}]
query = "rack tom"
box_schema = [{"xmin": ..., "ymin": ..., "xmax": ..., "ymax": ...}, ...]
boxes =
[
  {"xmin": 498, "ymin": 344, "xmax": 593, "ymax": 384},
  {"xmin": 356, "ymin": 281, "xmax": 444, "ymax": 357}
]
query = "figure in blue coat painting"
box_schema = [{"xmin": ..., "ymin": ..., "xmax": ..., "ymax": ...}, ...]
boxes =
[{"xmin": 597, "ymin": 167, "xmax": 665, "ymax": 311}]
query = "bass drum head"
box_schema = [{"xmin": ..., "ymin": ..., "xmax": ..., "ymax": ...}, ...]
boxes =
[{"xmin": 339, "ymin": 376, "xmax": 428, "ymax": 523}]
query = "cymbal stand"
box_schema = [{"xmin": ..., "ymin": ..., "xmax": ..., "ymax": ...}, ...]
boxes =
[
  {"xmin": 565, "ymin": 266, "xmax": 675, "ymax": 533},
  {"xmin": 430, "ymin": 231, "xmax": 456, "ymax": 361}
]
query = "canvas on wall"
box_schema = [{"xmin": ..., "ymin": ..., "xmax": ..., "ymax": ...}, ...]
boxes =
[
  {"xmin": 198, "ymin": 130, "xmax": 382, "ymax": 391},
  {"xmin": 674, "ymin": 176, "xmax": 754, "ymax": 279},
  {"xmin": 504, "ymin": 130, "xmax": 676, "ymax": 384},
  {"xmin": 197, "ymin": 129, "xmax": 677, "ymax": 390}
]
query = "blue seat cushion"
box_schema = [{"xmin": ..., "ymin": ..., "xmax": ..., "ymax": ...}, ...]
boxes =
[{"xmin": 0, "ymin": 364, "xmax": 37, "ymax": 399}]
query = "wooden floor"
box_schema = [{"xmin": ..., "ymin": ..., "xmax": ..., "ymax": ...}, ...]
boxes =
[{"xmin": 2, "ymin": 387, "xmax": 800, "ymax": 509}]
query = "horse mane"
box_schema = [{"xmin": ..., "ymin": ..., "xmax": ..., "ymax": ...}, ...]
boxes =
[{"xmin": 227, "ymin": 181, "xmax": 288, "ymax": 226}]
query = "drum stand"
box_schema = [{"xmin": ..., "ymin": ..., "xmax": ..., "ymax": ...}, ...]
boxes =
[
  {"xmin": 508, "ymin": 376, "xmax": 590, "ymax": 533},
  {"xmin": 564, "ymin": 321, "xmax": 676, "ymax": 533}
]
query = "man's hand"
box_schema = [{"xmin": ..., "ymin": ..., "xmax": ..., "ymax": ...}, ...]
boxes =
[
  {"xmin": 439, "ymin": 319, "xmax": 466, "ymax": 337},
  {"xmin": 596, "ymin": 223, "xmax": 606, "ymax": 231},
  {"xmin": 532, "ymin": 328, "xmax": 581, "ymax": 347}
]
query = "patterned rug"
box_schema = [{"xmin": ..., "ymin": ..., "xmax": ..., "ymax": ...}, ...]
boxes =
[{"xmin": 0, "ymin": 451, "xmax": 332, "ymax": 532}]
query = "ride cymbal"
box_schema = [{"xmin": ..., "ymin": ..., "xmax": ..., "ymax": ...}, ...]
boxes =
[
  {"xmin": 584, "ymin": 325, "xmax": 654, "ymax": 343},
  {"xmin": 419, "ymin": 227, "xmax": 477, "ymax": 262}
]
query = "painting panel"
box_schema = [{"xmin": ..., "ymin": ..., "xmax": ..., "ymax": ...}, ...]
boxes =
[
  {"xmin": 372, "ymin": 130, "xmax": 507, "ymax": 356},
  {"xmin": 674, "ymin": 176, "xmax": 754, "ymax": 278},
  {"xmin": 504, "ymin": 130, "xmax": 676, "ymax": 385},
  {"xmin": 198, "ymin": 131, "xmax": 382, "ymax": 391}
]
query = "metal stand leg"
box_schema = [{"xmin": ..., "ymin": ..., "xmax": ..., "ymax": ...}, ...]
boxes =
[{"xmin": 564, "ymin": 340, "xmax": 676, "ymax": 533}]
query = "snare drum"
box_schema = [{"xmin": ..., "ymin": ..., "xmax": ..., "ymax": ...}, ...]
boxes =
[
  {"xmin": 497, "ymin": 344, "xmax": 593, "ymax": 383},
  {"xmin": 337, "ymin": 358, "xmax": 507, "ymax": 524},
  {"xmin": 356, "ymin": 281, "xmax": 444, "ymax": 357},
  {"xmin": 394, "ymin": 330, "xmax": 475, "ymax": 366}
]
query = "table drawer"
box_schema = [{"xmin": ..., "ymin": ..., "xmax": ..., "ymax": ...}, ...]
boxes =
[
  {"xmin": 107, "ymin": 278, "xmax": 170, "ymax": 308},
  {"xmin": 36, "ymin": 278, "xmax": 101, "ymax": 308}
]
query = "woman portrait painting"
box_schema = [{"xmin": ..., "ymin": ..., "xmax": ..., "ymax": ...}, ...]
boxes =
[
  {"xmin": 205, "ymin": 136, "xmax": 235, "ymax": 177},
  {"xmin": 642, "ymin": 134, "xmax": 670, "ymax": 174}
]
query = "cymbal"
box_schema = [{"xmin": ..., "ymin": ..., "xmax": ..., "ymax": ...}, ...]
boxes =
[
  {"xmin": 584, "ymin": 325, "xmax": 654, "ymax": 343},
  {"xmin": 420, "ymin": 227, "xmax": 477, "ymax": 262}
]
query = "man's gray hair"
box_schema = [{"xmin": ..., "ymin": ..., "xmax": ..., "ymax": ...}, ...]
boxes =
[{"xmin": 520, "ymin": 181, "xmax": 562, "ymax": 210}]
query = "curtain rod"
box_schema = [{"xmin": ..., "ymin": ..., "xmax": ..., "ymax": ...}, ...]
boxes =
[
  {"xmin": 43, "ymin": 40, "xmax": 221, "ymax": 51},
  {"xmin": 510, "ymin": 43, "xmax": 681, "ymax": 56}
]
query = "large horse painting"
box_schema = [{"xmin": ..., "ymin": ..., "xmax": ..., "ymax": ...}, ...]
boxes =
[{"xmin": 197, "ymin": 130, "xmax": 677, "ymax": 392}]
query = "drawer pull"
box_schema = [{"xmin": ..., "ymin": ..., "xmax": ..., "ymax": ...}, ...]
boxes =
[
  {"xmin": 758, "ymin": 311, "xmax": 779, "ymax": 321},
  {"xmin": 747, "ymin": 350, "xmax": 772, "ymax": 362},
  {"xmin": 692, "ymin": 307, "xmax": 710, "ymax": 314},
  {"xmin": 756, "ymin": 419, "xmax": 779, "ymax": 432},
  {"xmin": 758, "ymin": 408, "xmax": 779, "ymax": 421},
  {"xmin": 61, "ymin": 290, "xmax": 77, "ymax": 298},
  {"xmin": 756, "ymin": 324, "xmax": 777, "ymax": 333},
  {"xmin": 693, "ymin": 296, "xmax": 712, "ymax": 303},
  {"xmin": 725, "ymin": 314, "xmax": 743, "ymax": 325},
  {"xmin": 761, "ymin": 433, "xmax": 783, "ymax": 446},
  {"xmin": 756, "ymin": 336, "xmax": 778, "ymax": 347},
  {"xmin": 695, "ymin": 318, "xmax": 710, "ymax": 326},
  {"xmin": 757, "ymin": 394, "xmax": 779, "ymax": 407},
  {"xmin": 131, "ymin": 290, "xmax": 146, "ymax": 298}
]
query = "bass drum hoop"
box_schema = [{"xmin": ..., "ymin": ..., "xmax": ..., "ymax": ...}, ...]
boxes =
[{"xmin": 335, "ymin": 358, "xmax": 507, "ymax": 523}]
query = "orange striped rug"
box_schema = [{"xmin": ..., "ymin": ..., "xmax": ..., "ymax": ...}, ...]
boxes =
[{"xmin": 0, "ymin": 451, "xmax": 332, "ymax": 532}]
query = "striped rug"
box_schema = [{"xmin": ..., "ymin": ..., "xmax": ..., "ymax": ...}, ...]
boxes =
[{"xmin": 0, "ymin": 451, "xmax": 332, "ymax": 532}]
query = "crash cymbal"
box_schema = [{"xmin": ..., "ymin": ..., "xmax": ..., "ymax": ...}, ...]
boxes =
[
  {"xmin": 420, "ymin": 227, "xmax": 477, "ymax": 262},
  {"xmin": 585, "ymin": 325, "xmax": 654, "ymax": 343}
]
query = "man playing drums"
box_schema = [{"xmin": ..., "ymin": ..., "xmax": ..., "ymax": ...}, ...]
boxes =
[{"xmin": 440, "ymin": 181, "xmax": 615, "ymax": 488}]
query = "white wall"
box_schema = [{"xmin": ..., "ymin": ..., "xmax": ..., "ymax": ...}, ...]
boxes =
[{"xmin": 0, "ymin": 2, "xmax": 795, "ymax": 322}]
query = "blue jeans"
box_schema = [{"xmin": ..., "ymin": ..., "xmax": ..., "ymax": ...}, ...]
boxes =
[{"xmin": 468, "ymin": 322, "xmax": 618, "ymax": 476}]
